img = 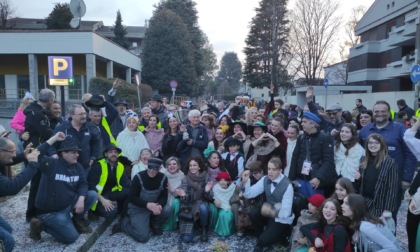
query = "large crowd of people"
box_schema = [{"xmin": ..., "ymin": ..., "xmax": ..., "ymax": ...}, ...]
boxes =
[{"xmin": 0, "ymin": 81, "xmax": 420, "ymax": 252}]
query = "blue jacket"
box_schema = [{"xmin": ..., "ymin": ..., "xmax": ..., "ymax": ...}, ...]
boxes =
[
  {"xmin": 359, "ymin": 121, "xmax": 417, "ymax": 183},
  {"xmin": 36, "ymin": 142, "xmax": 88, "ymax": 214},
  {"xmin": 50, "ymin": 120, "xmax": 101, "ymax": 168}
]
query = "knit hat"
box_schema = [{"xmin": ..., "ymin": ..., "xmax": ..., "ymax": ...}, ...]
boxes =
[
  {"xmin": 215, "ymin": 171, "xmax": 231, "ymax": 182},
  {"xmin": 303, "ymin": 111, "xmax": 321, "ymax": 124},
  {"xmin": 148, "ymin": 158, "xmax": 163, "ymax": 170},
  {"xmin": 308, "ymin": 194, "xmax": 325, "ymax": 208},
  {"xmin": 23, "ymin": 91, "xmax": 34, "ymax": 100}
]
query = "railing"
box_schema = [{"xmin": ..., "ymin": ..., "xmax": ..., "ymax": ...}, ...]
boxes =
[
  {"xmin": 68, "ymin": 88, "xmax": 82, "ymax": 100},
  {"xmin": 405, "ymin": 10, "xmax": 418, "ymax": 23}
]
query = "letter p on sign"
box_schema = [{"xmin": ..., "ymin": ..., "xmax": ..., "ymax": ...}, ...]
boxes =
[{"xmin": 48, "ymin": 56, "xmax": 73, "ymax": 85}]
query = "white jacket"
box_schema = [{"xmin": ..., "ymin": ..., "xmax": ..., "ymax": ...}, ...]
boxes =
[{"xmin": 334, "ymin": 143, "xmax": 365, "ymax": 182}]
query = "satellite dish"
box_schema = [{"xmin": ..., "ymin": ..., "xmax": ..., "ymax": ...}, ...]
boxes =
[
  {"xmin": 70, "ymin": 18, "xmax": 80, "ymax": 28},
  {"xmin": 69, "ymin": 0, "xmax": 86, "ymax": 18}
]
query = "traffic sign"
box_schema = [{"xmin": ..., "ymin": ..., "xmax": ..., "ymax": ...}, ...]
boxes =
[
  {"xmin": 48, "ymin": 56, "xmax": 73, "ymax": 86},
  {"xmin": 170, "ymin": 80, "xmax": 178, "ymax": 89},
  {"xmin": 411, "ymin": 64, "xmax": 420, "ymax": 83},
  {"xmin": 324, "ymin": 78, "xmax": 328, "ymax": 88}
]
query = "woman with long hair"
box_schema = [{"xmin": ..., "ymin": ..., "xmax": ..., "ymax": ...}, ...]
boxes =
[
  {"xmin": 284, "ymin": 124, "xmax": 299, "ymax": 177},
  {"xmin": 331, "ymin": 177, "xmax": 355, "ymax": 205},
  {"xmin": 244, "ymin": 107, "xmax": 259, "ymax": 126},
  {"xmin": 116, "ymin": 116, "xmax": 150, "ymax": 164},
  {"xmin": 300, "ymin": 198, "xmax": 351, "ymax": 252},
  {"xmin": 355, "ymin": 133, "xmax": 399, "ymax": 219},
  {"xmin": 179, "ymin": 156, "xmax": 213, "ymax": 243},
  {"xmin": 10, "ymin": 97, "xmax": 33, "ymax": 134},
  {"xmin": 334, "ymin": 123, "xmax": 365, "ymax": 182},
  {"xmin": 206, "ymin": 127, "xmax": 227, "ymax": 154},
  {"xmin": 342, "ymin": 194, "xmax": 400, "ymax": 251},
  {"xmin": 206, "ymin": 150, "xmax": 226, "ymax": 184},
  {"xmin": 161, "ymin": 157, "xmax": 185, "ymax": 231},
  {"xmin": 161, "ymin": 116, "xmax": 182, "ymax": 163},
  {"xmin": 143, "ymin": 115, "xmax": 165, "ymax": 158},
  {"xmin": 201, "ymin": 113, "xmax": 216, "ymax": 141}
]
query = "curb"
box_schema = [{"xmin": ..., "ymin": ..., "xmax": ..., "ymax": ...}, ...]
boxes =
[{"xmin": 77, "ymin": 218, "xmax": 114, "ymax": 252}]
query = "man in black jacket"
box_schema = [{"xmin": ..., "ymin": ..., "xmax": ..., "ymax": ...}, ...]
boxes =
[
  {"xmin": 0, "ymin": 132, "xmax": 64, "ymax": 252},
  {"xmin": 29, "ymin": 138, "xmax": 98, "ymax": 244},
  {"xmin": 288, "ymin": 111, "xmax": 336, "ymax": 198},
  {"xmin": 23, "ymin": 88, "xmax": 55, "ymax": 222}
]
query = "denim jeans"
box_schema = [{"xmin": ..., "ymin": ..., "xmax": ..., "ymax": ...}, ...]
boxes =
[
  {"xmin": 0, "ymin": 216, "xmax": 14, "ymax": 252},
  {"xmin": 38, "ymin": 190, "xmax": 97, "ymax": 244}
]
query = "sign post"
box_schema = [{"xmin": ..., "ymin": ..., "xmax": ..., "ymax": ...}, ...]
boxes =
[
  {"xmin": 135, "ymin": 74, "xmax": 141, "ymax": 107},
  {"xmin": 324, "ymin": 78, "xmax": 329, "ymax": 109},
  {"xmin": 48, "ymin": 56, "xmax": 73, "ymax": 116},
  {"xmin": 170, "ymin": 80, "xmax": 178, "ymax": 104}
]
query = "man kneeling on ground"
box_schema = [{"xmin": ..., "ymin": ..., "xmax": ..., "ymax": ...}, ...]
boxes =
[{"xmin": 29, "ymin": 138, "xmax": 98, "ymax": 244}]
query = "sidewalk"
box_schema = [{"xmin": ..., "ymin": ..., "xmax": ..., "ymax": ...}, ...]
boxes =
[{"xmin": 0, "ymin": 188, "xmax": 409, "ymax": 252}]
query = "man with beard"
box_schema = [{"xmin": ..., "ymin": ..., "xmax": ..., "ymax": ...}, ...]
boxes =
[
  {"xmin": 48, "ymin": 101, "xmax": 64, "ymax": 130},
  {"xmin": 359, "ymin": 100, "xmax": 417, "ymax": 222},
  {"xmin": 51, "ymin": 104, "xmax": 101, "ymax": 175},
  {"xmin": 29, "ymin": 138, "xmax": 98, "ymax": 244},
  {"xmin": 87, "ymin": 143, "xmax": 130, "ymax": 220}
]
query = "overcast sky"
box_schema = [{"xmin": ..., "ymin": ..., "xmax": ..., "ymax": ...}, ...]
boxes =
[{"xmin": 12, "ymin": 0, "xmax": 375, "ymax": 63}]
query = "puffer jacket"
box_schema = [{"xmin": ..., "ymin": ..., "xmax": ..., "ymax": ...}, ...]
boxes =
[
  {"xmin": 289, "ymin": 130, "xmax": 337, "ymax": 189},
  {"xmin": 23, "ymin": 101, "xmax": 52, "ymax": 148}
]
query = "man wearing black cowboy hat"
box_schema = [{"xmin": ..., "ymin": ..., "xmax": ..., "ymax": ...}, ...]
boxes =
[
  {"xmin": 29, "ymin": 138, "xmax": 98, "ymax": 244},
  {"xmin": 110, "ymin": 98, "xmax": 131, "ymax": 138},
  {"xmin": 150, "ymin": 94, "xmax": 168, "ymax": 130},
  {"xmin": 85, "ymin": 95, "xmax": 119, "ymax": 154},
  {"xmin": 87, "ymin": 143, "xmax": 130, "ymax": 220}
]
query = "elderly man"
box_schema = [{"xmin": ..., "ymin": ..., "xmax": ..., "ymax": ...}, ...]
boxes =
[
  {"xmin": 305, "ymin": 86, "xmax": 343, "ymax": 137},
  {"xmin": 51, "ymin": 104, "xmax": 101, "ymax": 175},
  {"xmin": 110, "ymin": 98, "xmax": 130, "ymax": 139},
  {"xmin": 0, "ymin": 133, "xmax": 64, "ymax": 252},
  {"xmin": 113, "ymin": 158, "xmax": 169, "ymax": 242},
  {"xmin": 139, "ymin": 106, "xmax": 153, "ymax": 131},
  {"xmin": 87, "ymin": 144, "xmax": 130, "ymax": 220},
  {"xmin": 288, "ymin": 111, "xmax": 336, "ymax": 197},
  {"xmin": 29, "ymin": 138, "xmax": 98, "ymax": 244},
  {"xmin": 24, "ymin": 88, "xmax": 55, "ymax": 222},
  {"xmin": 177, "ymin": 109, "xmax": 209, "ymax": 167}
]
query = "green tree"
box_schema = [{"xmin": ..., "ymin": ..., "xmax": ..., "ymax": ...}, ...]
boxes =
[
  {"xmin": 141, "ymin": 9, "xmax": 196, "ymax": 96},
  {"xmin": 156, "ymin": 0, "xmax": 205, "ymax": 82},
  {"xmin": 216, "ymin": 52, "xmax": 242, "ymax": 95},
  {"xmin": 200, "ymin": 34, "xmax": 218, "ymax": 96},
  {"xmin": 243, "ymin": 0, "xmax": 289, "ymax": 93},
  {"xmin": 113, "ymin": 10, "xmax": 130, "ymax": 49},
  {"xmin": 45, "ymin": 3, "xmax": 72, "ymax": 29}
]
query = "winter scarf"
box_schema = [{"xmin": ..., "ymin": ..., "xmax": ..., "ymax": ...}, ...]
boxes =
[
  {"xmin": 186, "ymin": 171, "xmax": 207, "ymax": 202},
  {"xmin": 163, "ymin": 169, "xmax": 185, "ymax": 206}
]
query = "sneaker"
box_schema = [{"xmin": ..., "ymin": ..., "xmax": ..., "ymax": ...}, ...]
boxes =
[
  {"xmin": 29, "ymin": 218, "xmax": 43, "ymax": 241},
  {"xmin": 72, "ymin": 217, "xmax": 92, "ymax": 234},
  {"xmin": 111, "ymin": 223, "xmax": 122, "ymax": 234}
]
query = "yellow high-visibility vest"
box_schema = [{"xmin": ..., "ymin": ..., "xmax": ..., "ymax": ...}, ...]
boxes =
[
  {"xmin": 101, "ymin": 117, "xmax": 117, "ymax": 146},
  {"xmin": 91, "ymin": 159, "xmax": 124, "ymax": 211}
]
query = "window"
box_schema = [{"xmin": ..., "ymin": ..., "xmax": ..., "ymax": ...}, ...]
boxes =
[
  {"xmin": 0, "ymin": 75, "xmax": 5, "ymax": 99},
  {"xmin": 17, "ymin": 75, "xmax": 30, "ymax": 99}
]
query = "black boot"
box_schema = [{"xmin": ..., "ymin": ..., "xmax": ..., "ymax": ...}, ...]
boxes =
[{"xmin": 200, "ymin": 227, "xmax": 208, "ymax": 242}]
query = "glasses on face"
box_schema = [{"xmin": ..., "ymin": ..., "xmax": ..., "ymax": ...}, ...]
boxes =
[
  {"xmin": 327, "ymin": 112, "xmax": 338, "ymax": 116},
  {"xmin": 74, "ymin": 112, "xmax": 87, "ymax": 116},
  {"xmin": 367, "ymin": 141, "xmax": 380, "ymax": 146},
  {"xmin": 0, "ymin": 149, "xmax": 16, "ymax": 153}
]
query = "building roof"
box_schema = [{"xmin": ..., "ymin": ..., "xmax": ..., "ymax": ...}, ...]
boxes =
[
  {"xmin": 355, "ymin": 0, "xmax": 417, "ymax": 35},
  {"xmin": 6, "ymin": 18, "xmax": 145, "ymax": 39}
]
